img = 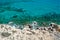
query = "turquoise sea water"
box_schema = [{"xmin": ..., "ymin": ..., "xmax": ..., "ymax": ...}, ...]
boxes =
[{"xmin": 0, "ymin": 0, "xmax": 60, "ymax": 25}]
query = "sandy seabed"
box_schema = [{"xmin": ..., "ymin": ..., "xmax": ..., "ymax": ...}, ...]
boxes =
[{"xmin": 0, "ymin": 24, "xmax": 60, "ymax": 40}]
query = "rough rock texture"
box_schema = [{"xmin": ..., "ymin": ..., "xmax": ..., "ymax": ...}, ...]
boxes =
[{"xmin": 0, "ymin": 24, "xmax": 60, "ymax": 40}]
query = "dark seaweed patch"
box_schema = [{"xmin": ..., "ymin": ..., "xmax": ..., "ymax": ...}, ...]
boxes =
[
  {"xmin": 2, "ymin": 6, "xmax": 26, "ymax": 13},
  {"xmin": 0, "ymin": 9, "xmax": 5, "ymax": 13},
  {"xmin": 14, "ymin": 8, "xmax": 25, "ymax": 12},
  {"xmin": 12, "ymin": 15, "xmax": 18, "ymax": 18}
]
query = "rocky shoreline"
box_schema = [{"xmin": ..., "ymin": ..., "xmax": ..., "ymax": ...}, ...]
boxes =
[{"xmin": 0, "ymin": 23, "xmax": 60, "ymax": 40}]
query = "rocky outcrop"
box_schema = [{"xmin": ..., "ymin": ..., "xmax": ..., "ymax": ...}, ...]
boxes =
[{"xmin": 0, "ymin": 24, "xmax": 60, "ymax": 40}]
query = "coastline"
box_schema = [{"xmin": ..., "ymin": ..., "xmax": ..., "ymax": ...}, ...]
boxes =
[{"xmin": 0, "ymin": 24, "xmax": 60, "ymax": 40}]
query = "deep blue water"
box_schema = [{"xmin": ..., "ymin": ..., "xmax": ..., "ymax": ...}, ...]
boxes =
[{"xmin": 0, "ymin": 0, "xmax": 60, "ymax": 25}]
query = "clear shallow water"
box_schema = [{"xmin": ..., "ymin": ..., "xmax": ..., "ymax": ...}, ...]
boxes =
[{"xmin": 0, "ymin": 0, "xmax": 60, "ymax": 25}]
